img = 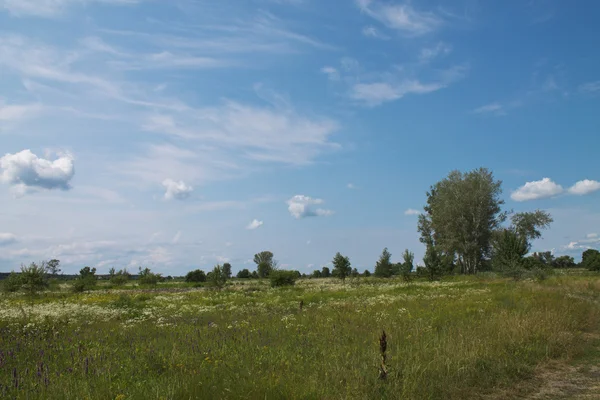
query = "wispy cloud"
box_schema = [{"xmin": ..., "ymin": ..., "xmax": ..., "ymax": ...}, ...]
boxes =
[
  {"xmin": 351, "ymin": 80, "xmax": 444, "ymax": 107},
  {"xmin": 357, "ymin": 0, "xmax": 442, "ymax": 36},
  {"xmin": 473, "ymin": 103, "xmax": 506, "ymax": 116},
  {"xmin": 404, "ymin": 208, "xmax": 420, "ymax": 216},
  {"xmin": 361, "ymin": 26, "xmax": 389, "ymax": 39},
  {"xmin": 579, "ymin": 81, "xmax": 600, "ymax": 93},
  {"xmin": 0, "ymin": 233, "xmax": 17, "ymax": 246},
  {"xmin": 347, "ymin": 183, "xmax": 357, "ymax": 189},
  {"xmin": 0, "ymin": 0, "xmax": 141, "ymax": 18},
  {"xmin": 321, "ymin": 66, "xmax": 340, "ymax": 81},
  {"xmin": 418, "ymin": 42, "xmax": 452, "ymax": 63}
]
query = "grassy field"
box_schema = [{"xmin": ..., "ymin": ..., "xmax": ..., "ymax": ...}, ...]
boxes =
[{"xmin": 1, "ymin": 272, "xmax": 599, "ymax": 399}]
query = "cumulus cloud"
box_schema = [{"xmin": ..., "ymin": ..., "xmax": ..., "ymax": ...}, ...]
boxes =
[
  {"xmin": 246, "ymin": 219, "xmax": 264, "ymax": 230},
  {"xmin": 568, "ymin": 179, "xmax": 600, "ymax": 196},
  {"xmin": 510, "ymin": 178, "xmax": 564, "ymax": 201},
  {"xmin": 287, "ymin": 195, "xmax": 333, "ymax": 219},
  {"xmin": 0, "ymin": 149, "xmax": 75, "ymax": 196},
  {"xmin": 162, "ymin": 179, "xmax": 193, "ymax": 200},
  {"xmin": 404, "ymin": 208, "xmax": 421, "ymax": 215},
  {"xmin": 0, "ymin": 233, "xmax": 17, "ymax": 246}
]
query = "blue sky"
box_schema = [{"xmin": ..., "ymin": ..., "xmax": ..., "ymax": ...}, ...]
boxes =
[{"xmin": 1, "ymin": 0, "xmax": 599, "ymax": 275}]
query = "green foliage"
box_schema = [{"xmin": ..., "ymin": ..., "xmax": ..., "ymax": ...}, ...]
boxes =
[
  {"xmin": 71, "ymin": 266, "xmax": 97, "ymax": 293},
  {"xmin": 251, "ymin": 270, "xmax": 259, "ymax": 279},
  {"xmin": 222, "ymin": 263, "xmax": 232, "ymax": 279},
  {"xmin": 418, "ymin": 167, "xmax": 506, "ymax": 274},
  {"xmin": 582, "ymin": 249, "xmax": 600, "ymax": 271},
  {"xmin": 254, "ymin": 251, "xmax": 275, "ymax": 278},
  {"xmin": 553, "ymin": 255, "xmax": 576, "ymax": 269},
  {"xmin": 138, "ymin": 267, "xmax": 162, "ymax": 286},
  {"xmin": 209, "ymin": 264, "xmax": 227, "ymax": 289},
  {"xmin": 491, "ymin": 229, "xmax": 529, "ymax": 279},
  {"xmin": 331, "ymin": 252, "xmax": 351, "ymax": 281},
  {"xmin": 351, "ymin": 268, "xmax": 359, "ymax": 278},
  {"xmin": 19, "ymin": 262, "xmax": 49, "ymax": 296},
  {"xmin": 109, "ymin": 268, "xmax": 130, "ymax": 286},
  {"xmin": 363, "ymin": 269, "xmax": 371, "ymax": 277},
  {"xmin": 321, "ymin": 266, "xmax": 331, "ymax": 277},
  {"xmin": 511, "ymin": 210, "xmax": 553, "ymax": 243},
  {"xmin": 401, "ymin": 249, "xmax": 414, "ymax": 282},
  {"xmin": 236, "ymin": 269, "xmax": 251, "ymax": 279},
  {"xmin": 269, "ymin": 270, "xmax": 298, "ymax": 287},
  {"xmin": 374, "ymin": 247, "xmax": 393, "ymax": 278},
  {"xmin": 46, "ymin": 259, "xmax": 61, "ymax": 275},
  {"xmin": 423, "ymin": 244, "xmax": 447, "ymax": 281},
  {"xmin": 312, "ymin": 270, "xmax": 322, "ymax": 278},
  {"xmin": 2, "ymin": 271, "xmax": 22, "ymax": 293},
  {"xmin": 185, "ymin": 269, "xmax": 207, "ymax": 283}
]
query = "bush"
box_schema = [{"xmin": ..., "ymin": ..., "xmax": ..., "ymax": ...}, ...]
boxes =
[
  {"xmin": 71, "ymin": 266, "xmax": 97, "ymax": 293},
  {"xmin": 185, "ymin": 269, "xmax": 206, "ymax": 283},
  {"xmin": 236, "ymin": 269, "xmax": 251, "ymax": 279},
  {"xmin": 110, "ymin": 269, "xmax": 130, "ymax": 286},
  {"xmin": 209, "ymin": 265, "xmax": 227, "ymax": 289},
  {"xmin": 2, "ymin": 271, "xmax": 22, "ymax": 293},
  {"xmin": 269, "ymin": 270, "xmax": 297, "ymax": 288},
  {"xmin": 138, "ymin": 267, "xmax": 162, "ymax": 286},
  {"xmin": 20, "ymin": 262, "xmax": 49, "ymax": 296}
]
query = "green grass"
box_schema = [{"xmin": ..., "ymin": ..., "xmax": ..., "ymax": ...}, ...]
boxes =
[{"xmin": 1, "ymin": 273, "xmax": 599, "ymax": 399}]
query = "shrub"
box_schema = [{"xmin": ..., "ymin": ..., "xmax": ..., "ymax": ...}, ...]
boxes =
[
  {"xmin": 138, "ymin": 267, "xmax": 162, "ymax": 286},
  {"xmin": 110, "ymin": 269, "xmax": 130, "ymax": 286},
  {"xmin": 2, "ymin": 271, "xmax": 22, "ymax": 293},
  {"xmin": 269, "ymin": 270, "xmax": 297, "ymax": 288},
  {"xmin": 185, "ymin": 269, "xmax": 206, "ymax": 283},
  {"xmin": 71, "ymin": 266, "xmax": 97, "ymax": 293},
  {"xmin": 363, "ymin": 270, "xmax": 371, "ymax": 277},
  {"xmin": 209, "ymin": 265, "xmax": 227, "ymax": 289},
  {"xmin": 20, "ymin": 262, "xmax": 49, "ymax": 296}
]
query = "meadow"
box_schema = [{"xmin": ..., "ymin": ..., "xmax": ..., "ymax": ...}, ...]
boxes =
[{"xmin": 1, "ymin": 272, "xmax": 600, "ymax": 400}]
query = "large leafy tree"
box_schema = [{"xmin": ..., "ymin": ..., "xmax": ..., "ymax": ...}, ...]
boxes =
[
  {"xmin": 222, "ymin": 263, "xmax": 232, "ymax": 279},
  {"xmin": 510, "ymin": 211, "xmax": 553, "ymax": 243},
  {"xmin": 374, "ymin": 248, "xmax": 393, "ymax": 277},
  {"xmin": 418, "ymin": 168, "xmax": 506, "ymax": 274},
  {"xmin": 254, "ymin": 251, "xmax": 276, "ymax": 278},
  {"xmin": 582, "ymin": 249, "xmax": 600, "ymax": 271},
  {"xmin": 331, "ymin": 252, "xmax": 351, "ymax": 281}
]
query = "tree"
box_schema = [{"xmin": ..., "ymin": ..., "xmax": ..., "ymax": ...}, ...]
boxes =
[
  {"xmin": 251, "ymin": 271, "xmax": 259, "ymax": 279},
  {"xmin": 254, "ymin": 251, "xmax": 276, "ymax": 278},
  {"xmin": 72, "ymin": 266, "xmax": 97, "ymax": 292},
  {"xmin": 423, "ymin": 244, "xmax": 445, "ymax": 281},
  {"xmin": 552, "ymin": 255, "xmax": 576, "ymax": 269},
  {"xmin": 491, "ymin": 229, "xmax": 530, "ymax": 279},
  {"xmin": 110, "ymin": 268, "xmax": 130, "ymax": 286},
  {"xmin": 331, "ymin": 252, "xmax": 351, "ymax": 281},
  {"xmin": 400, "ymin": 249, "xmax": 414, "ymax": 282},
  {"xmin": 363, "ymin": 269, "xmax": 371, "ymax": 277},
  {"xmin": 582, "ymin": 249, "xmax": 600, "ymax": 271},
  {"xmin": 321, "ymin": 266, "xmax": 331, "ymax": 278},
  {"xmin": 374, "ymin": 248, "xmax": 393, "ymax": 278},
  {"xmin": 236, "ymin": 269, "xmax": 251, "ymax": 279},
  {"xmin": 46, "ymin": 259, "xmax": 61, "ymax": 275},
  {"xmin": 20, "ymin": 262, "xmax": 49, "ymax": 296},
  {"xmin": 312, "ymin": 270, "xmax": 322, "ymax": 278},
  {"xmin": 511, "ymin": 211, "xmax": 553, "ymax": 244},
  {"xmin": 351, "ymin": 268, "xmax": 359, "ymax": 278},
  {"xmin": 185, "ymin": 269, "xmax": 207, "ymax": 283},
  {"xmin": 418, "ymin": 168, "xmax": 506, "ymax": 274},
  {"xmin": 2, "ymin": 271, "xmax": 22, "ymax": 293},
  {"xmin": 210, "ymin": 264, "xmax": 227, "ymax": 289},
  {"xmin": 222, "ymin": 263, "xmax": 232, "ymax": 279}
]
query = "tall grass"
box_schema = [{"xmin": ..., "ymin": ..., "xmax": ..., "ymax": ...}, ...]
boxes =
[{"xmin": 0, "ymin": 274, "xmax": 598, "ymax": 399}]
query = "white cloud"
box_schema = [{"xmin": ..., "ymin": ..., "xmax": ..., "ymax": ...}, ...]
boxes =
[
  {"xmin": 321, "ymin": 66, "xmax": 340, "ymax": 81},
  {"xmin": 246, "ymin": 219, "xmax": 264, "ymax": 230},
  {"xmin": 419, "ymin": 42, "xmax": 452, "ymax": 62},
  {"xmin": 287, "ymin": 195, "xmax": 333, "ymax": 219},
  {"xmin": 568, "ymin": 180, "xmax": 600, "ymax": 196},
  {"xmin": 357, "ymin": 0, "xmax": 442, "ymax": 36},
  {"xmin": 361, "ymin": 26, "xmax": 389, "ymax": 39},
  {"xmin": 0, "ymin": 102, "xmax": 43, "ymax": 122},
  {"xmin": 347, "ymin": 183, "xmax": 357, "ymax": 189},
  {"xmin": 510, "ymin": 178, "xmax": 564, "ymax": 201},
  {"xmin": 0, "ymin": 0, "xmax": 141, "ymax": 18},
  {"xmin": 579, "ymin": 81, "xmax": 600, "ymax": 93},
  {"xmin": 587, "ymin": 233, "xmax": 598, "ymax": 239},
  {"xmin": 162, "ymin": 179, "xmax": 193, "ymax": 200},
  {"xmin": 351, "ymin": 80, "xmax": 444, "ymax": 107},
  {"xmin": 0, "ymin": 149, "xmax": 75, "ymax": 197},
  {"xmin": 473, "ymin": 103, "xmax": 505, "ymax": 115},
  {"xmin": 404, "ymin": 208, "xmax": 420, "ymax": 216},
  {"xmin": 0, "ymin": 233, "xmax": 17, "ymax": 246}
]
